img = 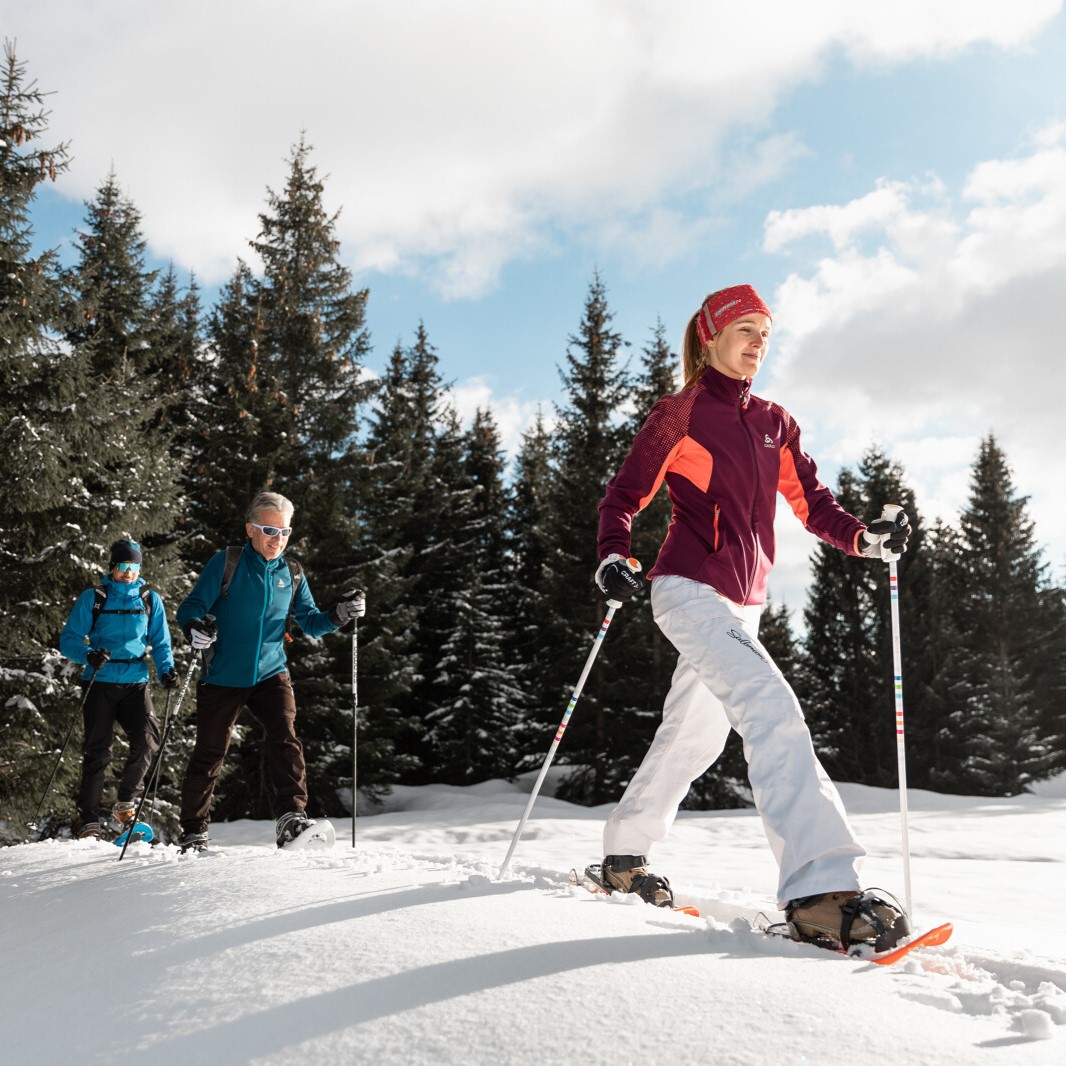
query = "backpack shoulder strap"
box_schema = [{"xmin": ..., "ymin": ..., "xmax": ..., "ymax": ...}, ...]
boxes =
[
  {"xmin": 283, "ymin": 558, "xmax": 303, "ymax": 636},
  {"xmin": 286, "ymin": 558, "xmax": 303, "ymax": 596},
  {"xmin": 90, "ymin": 586, "xmax": 107, "ymax": 632},
  {"xmin": 220, "ymin": 546, "xmax": 243, "ymax": 599},
  {"xmin": 140, "ymin": 586, "xmax": 153, "ymax": 620}
]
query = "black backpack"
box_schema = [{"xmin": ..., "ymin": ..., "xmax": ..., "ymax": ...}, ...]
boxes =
[{"xmin": 89, "ymin": 585, "xmax": 154, "ymax": 663}]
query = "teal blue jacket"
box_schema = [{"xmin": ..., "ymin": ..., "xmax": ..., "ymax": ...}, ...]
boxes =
[
  {"xmin": 177, "ymin": 543, "xmax": 338, "ymax": 688},
  {"xmin": 60, "ymin": 576, "xmax": 175, "ymax": 684}
]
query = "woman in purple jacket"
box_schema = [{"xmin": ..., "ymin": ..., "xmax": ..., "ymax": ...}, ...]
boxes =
[{"xmin": 593, "ymin": 284, "xmax": 911, "ymax": 950}]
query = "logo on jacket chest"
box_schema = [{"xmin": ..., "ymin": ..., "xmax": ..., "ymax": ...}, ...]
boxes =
[{"xmin": 763, "ymin": 434, "xmax": 776, "ymax": 449}]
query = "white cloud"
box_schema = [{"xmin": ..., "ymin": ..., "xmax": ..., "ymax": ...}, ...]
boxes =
[
  {"xmin": 449, "ymin": 376, "xmax": 550, "ymax": 463},
  {"xmin": 8, "ymin": 0, "xmax": 1061, "ymax": 296},
  {"xmin": 760, "ymin": 125, "xmax": 1066, "ymax": 584}
]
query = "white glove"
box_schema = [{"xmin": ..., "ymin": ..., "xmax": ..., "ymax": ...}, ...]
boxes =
[
  {"xmin": 187, "ymin": 618, "xmax": 217, "ymax": 650},
  {"xmin": 332, "ymin": 589, "xmax": 366, "ymax": 625}
]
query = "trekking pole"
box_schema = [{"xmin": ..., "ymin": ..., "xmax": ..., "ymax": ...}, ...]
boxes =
[
  {"xmin": 118, "ymin": 651, "xmax": 200, "ymax": 861},
  {"xmin": 499, "ymin": 594, "xmax": 626, "ymax": 880},
  {"xmin": 26, "ymin": 669, "xmax": 101, "ymax": 837},
  {"xmin": 351, "ymin": 614, "xmax": 359, "ymax": 849},
  {"xmin": 146, "ymin": 689, "xmax": 175, "ymax": 819},
  {"xmin": 882, "ymin": 503, "xmax": 913, "ymax": 919}
]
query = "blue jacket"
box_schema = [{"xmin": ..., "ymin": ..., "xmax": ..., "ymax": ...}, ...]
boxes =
[
  {"xmin": 177, "ymin": 542, "xmax": 338, "ymax": 688},
  {"xmin": 60, "ymin": 576, "xmax": 175, "ymax": 684}
]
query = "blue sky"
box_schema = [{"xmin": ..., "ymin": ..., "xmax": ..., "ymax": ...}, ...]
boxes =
[{"xmin": 11, "ymin": 0, "xmax": 1066, "ymax": 610}]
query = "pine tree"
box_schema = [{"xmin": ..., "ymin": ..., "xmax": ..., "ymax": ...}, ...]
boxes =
[
  {"xmin": 354, "ymin": 328, "xmax": 451, "ymax": 791},
  {"xmin": 0, "ymin": 42, "xmax": 83, "ymax": 837},
  {"xmin": 63, "ymin": 171, "xmax": 186, "ymax": 567},
  {"xmin": 187, "ymin": 262, "xmax": 267, "ymax": 553},
  {"xmin": 52, "ymin": 172, "xmax": 191, "ymax": 836},
  {"xmin": 505, "ymin": 409, "xmax": 555, "ymax": 761},
  {"xmin": 538, "ymin": 272, "xmax": 634, "ymax": 805},
  {"xmin": 188, "ymin": 136, "xmax": 374, "ymax": 818},
  {"xmin": 422, "ymin": 408, "xmax": 523, "ymax": 782},
  {"xmin": 797, "ymin": 447, "xmax": 925, "ymax": 788},
  {"xmin": 929, "ymin": 436, "xmax": 1063, "ymax": 794}
]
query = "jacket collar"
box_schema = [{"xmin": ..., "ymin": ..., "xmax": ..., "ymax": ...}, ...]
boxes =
[
  {"xmin": 699, "ymin": 364, "xmax": 752, "ymax": 408},
  {"xmin": 103, "ymin": 575, "xmax": 145, "ymax": 598},
  {"xmin": 244, "ymin": 539, "xmax": 285, "ymax": 573}
]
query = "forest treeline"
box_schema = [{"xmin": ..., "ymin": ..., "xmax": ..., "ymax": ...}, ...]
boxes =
[{"xmin": 2, "ymin": 47, "xmax": 1063, "ymax": 842}]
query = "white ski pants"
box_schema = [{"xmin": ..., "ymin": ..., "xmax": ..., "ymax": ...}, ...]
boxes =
[{"xmin": 603, "ymin": 575, "xmax": 865, "ymax": 906}]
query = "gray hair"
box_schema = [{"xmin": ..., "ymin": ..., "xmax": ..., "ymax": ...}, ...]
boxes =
[{"xmin": 246, "ymin": 491, "xmax": 295, "ymax": 524}]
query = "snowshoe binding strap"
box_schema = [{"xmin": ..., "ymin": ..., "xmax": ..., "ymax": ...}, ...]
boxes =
[
  {"xmin": 840, "ymin": 889, "xmax": 911, "ymax": 952},
  {"xmin": 602, "ymin": 854, "xmax": 674, "ymax": 908}
]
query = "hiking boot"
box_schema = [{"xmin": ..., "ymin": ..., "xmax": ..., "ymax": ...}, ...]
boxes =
[
  {"xmin": 601, "ymin": 854, "xmax": 674, "ymax": 907},
  {"xmin": 787, "ymin": 889, "xmax": 910, "ymax": 951},
  {"xmin": 112, "ymin": 801, "xmax": 137, "ymax": 827},
  {"xmin": 77, "ymin": 821, "xmax": 106, "ymax": 840},
  {"xmin": 276, "ymin": 811, "xmax": 315, "ymax": 848},
  {"xmin": 179, "ymin": 831, "xmax": 209, "ymax": 854}
]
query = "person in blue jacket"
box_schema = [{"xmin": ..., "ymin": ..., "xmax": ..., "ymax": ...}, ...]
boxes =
[
  {"xmin": 60, "ymin": 539, "xmax": 178, "ymax": 839},
  {"xmin": 176, "ymin": 491, "xmax": 364, "ymax": 852}
]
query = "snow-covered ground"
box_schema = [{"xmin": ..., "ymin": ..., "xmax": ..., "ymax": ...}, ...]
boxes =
[{"xmin": 2, "ymin": 775, "xmax": 1064, "ymax": 1065}]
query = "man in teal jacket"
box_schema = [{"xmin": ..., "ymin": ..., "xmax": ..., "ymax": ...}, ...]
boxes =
[
  {"xmin": 176, "ymin": 491, "xmax": 364, "ymax": 852},
  {"xmin": 60, "ymin": 539, "xmax": 177, "ymax": 839}
]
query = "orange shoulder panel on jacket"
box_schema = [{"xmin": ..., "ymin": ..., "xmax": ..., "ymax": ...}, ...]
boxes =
[{"xmin": 640, "ymin": 434, "xmax": 713, "ymax": 509}]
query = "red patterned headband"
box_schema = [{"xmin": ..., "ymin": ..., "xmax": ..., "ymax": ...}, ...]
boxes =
[{"xmin": 695, "ymin": 285, "xmax": 772, "ymax": 345}]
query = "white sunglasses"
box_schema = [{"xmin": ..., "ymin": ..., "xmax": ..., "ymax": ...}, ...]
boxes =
[{"xmin": 250, "ymin": 522, "xmax": 292, "ymax": 538}]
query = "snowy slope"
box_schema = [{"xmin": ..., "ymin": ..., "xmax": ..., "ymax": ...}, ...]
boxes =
[{"xmin": 2, "ymin": 778, "xmax": 1064, "ymax": 1065}]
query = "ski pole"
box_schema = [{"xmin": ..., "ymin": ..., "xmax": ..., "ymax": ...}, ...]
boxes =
[
  {"xmin": 349, "ymin": 600, "xmax": 360, "ymax": 849},
  {"xmin": 26, "ymin": 669, "xmax": 100, "ymax": 837},
  {"xmin": 499, "ymin": 594, "xmax": 626, "ymax": 880},
  {"xmin": 118, "ymin": 650, "xmax": 200, "ymax": 861},
  {"xmin": 146, "ymin": 689, "xmax": 175, "ymax": 819},
  {"xmin": 882, "ymin": 503, "xmax": 913, "ymax": 919}
]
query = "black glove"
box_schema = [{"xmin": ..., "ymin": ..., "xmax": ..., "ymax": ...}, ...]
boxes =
[
  {"xmin": 160, "ymin": 669, "xmax": 180, "ymax": 689},
  {"xmin": 594, "ymin": 555, "xmax": 643, "ymax": 602},
  {"xmin": 87, "ymin": 648, "xmax": 111, "ymax": 670},
  {"xmin": 331, "ymin": 589, "xmax": 366, "ymax": 626},
  {"xmin": 185, "ymin": 617, "xmax": 217, "ymax": 650},
  {"xmin": 859, "ymin": 506, "xmax": 911, "ymax": 561}
]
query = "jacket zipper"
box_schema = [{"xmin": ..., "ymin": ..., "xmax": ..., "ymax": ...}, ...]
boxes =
[
  {"xmin": 713, "ymin": 503, "xmax": 721, "ymax": 551},
  {"xmin": 739, "ymin": 385, "xmax": 761, "ymax": 604}
]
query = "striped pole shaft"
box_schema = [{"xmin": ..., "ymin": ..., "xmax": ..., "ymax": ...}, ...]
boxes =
[
  {"xmin": 888, "ymin": 555, "xmax": 913, "ymax": 919},
  {"xmin": 498, "ymin": 602, "xmax": 620, "ymax": 879}
]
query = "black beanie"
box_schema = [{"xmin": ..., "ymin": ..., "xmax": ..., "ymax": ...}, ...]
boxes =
[{"xmin": 109, "ymin": 539, "xmax": 143, "ymax": 567}]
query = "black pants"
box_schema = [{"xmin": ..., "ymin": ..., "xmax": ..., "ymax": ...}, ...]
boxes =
[
  {"xmin": 78, "ymin": 682, "xmax": 161, "ymax": 823},
  {"xmin": 179, "ymin": 673, "xmax": 306, "ymax": 833}
]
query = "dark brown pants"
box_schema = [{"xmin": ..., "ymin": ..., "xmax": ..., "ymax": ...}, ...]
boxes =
[
  {"xmin": 179, "ymin": 673, "xmax": 307, "ymax": 833},
  {"xmin": 78, "ymin": 682, "xmax": 160, "ymax": 824}
]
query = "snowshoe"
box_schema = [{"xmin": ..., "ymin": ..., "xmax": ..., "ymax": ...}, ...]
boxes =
[
  {"xmin": 179, "ymin": 831, "xmax": 209, "ymax": 854},
  {"xmin": 786, "ymin": 888, "xmax": 910, "ymax": 951},
  {"xmin": 114, "ymin": 822, "xmax": 154, "ymax": 847},
  {"xmin": 77, "ymin": 821, "xmax": 109, "ymax": 841},
  {"xmin": 276, "ymin": 811, "xmax": 335, "ymax": 850},
  {"xmin": 111, "ymin": 800, "xmax": 137, "ymax": 827},
  {"xmin": 589, "ymin": 854, "xmax": 674, "ymax": 908}
]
